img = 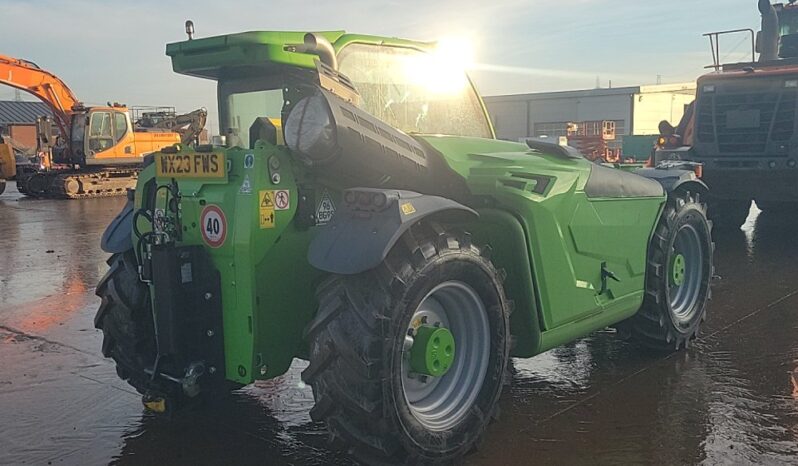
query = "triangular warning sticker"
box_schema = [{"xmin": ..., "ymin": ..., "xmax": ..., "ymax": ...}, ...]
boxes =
[
  {"xmin": 315, "ymin": 190, "xmax": 336, "ymax": 225},
  {"xmin": 239, "ymin": 174, "xmax": 252, "ymax": 194},
  {"xmin": 260, "ymin": 190, "xmax": 274, "ymax": 207}
]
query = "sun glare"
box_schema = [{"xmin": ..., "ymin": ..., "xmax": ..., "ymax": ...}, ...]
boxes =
[{"xmin": 403, "ymin": 36, "xmax": 475, "ymax": 95}]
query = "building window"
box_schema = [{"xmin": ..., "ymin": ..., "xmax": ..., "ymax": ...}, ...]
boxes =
[
  {"xmin": 534, "ymin": 122, "xmax": 568, "ymax": 138},
  {"xmin": 609, "ymin": 120, "xmax": 626, "ymax": 150}
]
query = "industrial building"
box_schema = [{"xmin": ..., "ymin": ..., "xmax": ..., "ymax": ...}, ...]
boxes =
[
  {"xmin": 0, "ymin": 100, "xmax": 52, "ymax": 148},
  {"xmin": 482, "ymin": 83, "xmax": 696, "ymax": 149}
]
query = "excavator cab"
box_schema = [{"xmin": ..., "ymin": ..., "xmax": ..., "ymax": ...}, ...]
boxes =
[{"xmin": 66, "ymin": 107, "xmax": 179, "ymax": 167}]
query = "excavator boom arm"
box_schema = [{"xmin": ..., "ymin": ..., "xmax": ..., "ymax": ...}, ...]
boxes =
[
  {"xmin": 0, "ymin": 54, "xmax": 81, "ymax": 140},
  {"xmin": 136, "ymin": 108, "xmax": 208, "ymax": 145}
]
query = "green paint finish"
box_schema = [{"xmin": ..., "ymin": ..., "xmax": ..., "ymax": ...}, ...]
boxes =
[
  {"xmin": 671, "ymin": 253, "xmax": 686, "ymax": 286},
  {"xmin": 464, "ymin": 209, "xmax": 541, "ymax": 357},
  {"xmin": 128, "ymin": 31, "xmax": 681, "ymax": 388},
  {"xmin": 421, "ymin": 135, "xmax": 665, "ymax": 332},
  {"xmin": 167, "ymin": 30, "xmax": 433, "ymax": 80},
  {"xmin": 167, "ymin": 31, "xmax": 344, "ymax": 79},
  {"xmin": 135, "ymin": 141, "xmax": 322, "ymax": 384},
  {"xmin": 410, "ymin": 326, "xmax": 455, "ymax": 377}
]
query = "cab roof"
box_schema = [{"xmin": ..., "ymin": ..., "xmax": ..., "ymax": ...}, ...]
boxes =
[{"xmin": 165, "ymin": 31, "xmax": 434, "ymax": 80}]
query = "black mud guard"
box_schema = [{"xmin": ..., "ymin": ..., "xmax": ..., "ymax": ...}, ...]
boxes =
[
  {"xmin": 308, "ymin": 189, "xmax": 477, "ymax": 275},
  {"xmin": 634, "ymin": 166, "xmax": 708, "ymax": 195},
  {"xmin": 101, "ymin": 191, "xmax": 135, "ymax": 254}
]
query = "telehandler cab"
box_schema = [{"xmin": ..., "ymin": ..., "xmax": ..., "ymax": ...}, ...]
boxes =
[{"xmin": 96, "ymin": 29, "xmax": 714, "ymax": 463}]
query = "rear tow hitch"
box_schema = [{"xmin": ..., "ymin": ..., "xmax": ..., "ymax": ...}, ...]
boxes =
[{"xmin": 141, "ymin": 361, "xmax": 206, "ymax": 414}]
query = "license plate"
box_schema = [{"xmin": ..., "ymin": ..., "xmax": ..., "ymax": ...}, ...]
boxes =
[{"xmin": 155, "ymin": 153, "xmax": 226, "ymax": 179}]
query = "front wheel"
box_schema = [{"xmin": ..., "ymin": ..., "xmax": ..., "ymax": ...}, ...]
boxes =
[
  {"xmin": 302, "ymin": 223, "xmax": 511, "ymax": 464},
  {"xmin": 630, "ymin": 190, "xmax": 713, "ymax": 351}
]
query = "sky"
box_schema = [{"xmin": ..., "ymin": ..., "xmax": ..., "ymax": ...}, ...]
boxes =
[{"xmin": 1, "ymin": 0, "xmax": 764, "ymax": 134}]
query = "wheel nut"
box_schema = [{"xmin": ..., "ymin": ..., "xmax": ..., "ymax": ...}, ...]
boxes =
[
  {"xmin": 204, "ymin": 292, "xmax": 213, "ymax": 300},
  {"xmin": 206, "ymin": 329, "xmax": 215, "ymax": 337}
]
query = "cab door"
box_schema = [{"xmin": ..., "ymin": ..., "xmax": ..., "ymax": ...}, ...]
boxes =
[
  {"xmin": 86, "ymin": 110, "xmax": 113, "ymax": 160},
  {"xmin": 85, "ymin": 110, "xmax": 134, "ymax": 164}
]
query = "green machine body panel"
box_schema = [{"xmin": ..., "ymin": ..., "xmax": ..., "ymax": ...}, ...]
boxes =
[
  {"xmin": 130, "ymin": 30, "xmax": 668, "ymax": 386},
  {"xmin": 420, "ymin": 136, "xmax": 665, "ymax": 355},
  {"xmin": 167, "ymin": 31, "xmax": 433, "ymax": 79}
]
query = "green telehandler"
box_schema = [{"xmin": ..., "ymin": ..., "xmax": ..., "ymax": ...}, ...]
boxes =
[{"xmin": 95, "ymin": 29, "xmax": 714, "ymax": 463}]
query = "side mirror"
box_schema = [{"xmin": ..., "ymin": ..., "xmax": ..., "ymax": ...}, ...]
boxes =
[{"xmin": 756, "ymin": 30, "xmax": 762, "ymax": 54}]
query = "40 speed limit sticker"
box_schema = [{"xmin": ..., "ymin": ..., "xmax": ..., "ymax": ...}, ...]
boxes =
[{"xmin": 200, "ymin": 205, "xmax": 228, "ymax": 248}]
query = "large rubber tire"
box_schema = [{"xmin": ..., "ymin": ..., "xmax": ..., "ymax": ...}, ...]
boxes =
[
  {"xmin": 302, "ymin": 223, "xmax": 511, "ymax": 464},
  {"xmin": 94, "ymin": 251, "xmax": 158, "ymax": 396},
  {"xmin": 707, "ymin": 199, "xmax": 750, "ymax": 229},
  {"xmin": 0, "ymin": 180, "xmax": 6, "ymax": 195},
  {"xmin": 630, "ymin": 190, "xmax": 713, "ymax": 351}
]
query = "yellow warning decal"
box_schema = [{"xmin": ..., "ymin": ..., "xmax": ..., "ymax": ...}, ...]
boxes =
[
  {"xmin": 400, "ymin": 202, "xmax": 416, "ymax": 215},
  {"xmin": 260, "ymin": 208, "xmax": 275, "ymax": 229},
  {"xmin": 259, "ymin": 189, "xmax": 276, "ymax": 229},
  {"xmin": 260, "ymin": 190, "xmax": 274, "ymax": 208}
]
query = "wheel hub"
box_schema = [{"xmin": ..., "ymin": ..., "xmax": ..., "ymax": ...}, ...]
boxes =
[
  {"xmin": 400, "ymin": 281, "xmax": 490, "ymax": 431},
  {"xmin": 409, "ymin": 325, "xmax": 455, "ymax": 377},
  {"xmin": 671, "ymin": 253, "xmax": 686, "ymax": 286}
]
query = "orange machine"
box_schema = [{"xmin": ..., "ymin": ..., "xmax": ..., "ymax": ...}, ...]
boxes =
[
  {"xmin": 566, "ymin": 120, "xmax": 622, "ymax": 163},
  {"xmin": 0, "ymin": 138, "xmax": 14, "ymax": 195},
  {"xmin": 0, "ymin": 54, "xmax": 203, "ymax": 198}
]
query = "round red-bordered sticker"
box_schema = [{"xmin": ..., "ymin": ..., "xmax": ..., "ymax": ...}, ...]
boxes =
[{"xmin": 200, "ymin": 205, "xmax": 227, "ymax": 248}]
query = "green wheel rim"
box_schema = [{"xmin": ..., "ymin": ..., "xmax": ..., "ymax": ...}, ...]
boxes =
[
  {"xmin": 669, "ymin": 225, "xmax": 705, "ymax": 324},
  {"xmin": 401, "ymin": 281, "xmax": 490, "ymax": 432},
  {"xmin": 671, "ymin": 253, "xmax": 686, "ymax": 286},
  {"xmin": 409, "ymin": 325, "xmax": 456, "ymax": 377}
]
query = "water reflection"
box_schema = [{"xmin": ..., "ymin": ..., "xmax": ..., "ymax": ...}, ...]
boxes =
[
  {"xmin": 471, "ymin": 205, "xmax": 798, "ymax": 465},
  {"xmin": 4, "ymin": 188, "xmax": 798, "ymax": 465},
  {"xmin": 113, "ymin": 363, "xmax": 355, "ymax": 466}
]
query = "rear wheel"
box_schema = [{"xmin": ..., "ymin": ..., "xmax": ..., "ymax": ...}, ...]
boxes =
[
  {"xmin": 302, "ymin": 223, "xmax": 511, "ymax": 464},
  {"xmin": 630, "ymin": 190, "xmax": 713, "ymax": 351},
  {"xmin": 94, "ymin": 251, "xmax": 160, "ymax": 396}
]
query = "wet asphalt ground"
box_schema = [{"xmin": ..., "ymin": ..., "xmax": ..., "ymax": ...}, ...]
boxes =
[{"xmin": 1, "ymin": 183, "xmax": 798, "ymax": 465}]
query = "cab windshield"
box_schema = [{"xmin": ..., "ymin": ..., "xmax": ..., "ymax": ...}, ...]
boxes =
[
  {"xmin": 338, "ymin": 44, "xmax": 492, "ymax": 138},
  {"xmin": 219, "ymin": 43, "xmax": 492, "ymax": 146}
]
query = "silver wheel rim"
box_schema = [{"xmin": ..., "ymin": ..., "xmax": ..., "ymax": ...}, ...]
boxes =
[
  {"xmin": 669, "ymin": 224, "xmax": 705, "ymax": 324},
  {"xmin": 401, "ymin": 281, "xmax": 490, "ymax": 431}
]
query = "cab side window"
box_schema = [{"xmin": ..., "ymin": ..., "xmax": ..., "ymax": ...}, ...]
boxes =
[
  {"xmin": 113, "ymin": 112, "xmax": 128, "ymax": 144},
  {"xmin": 88, "ymin": 112, "xmax": 114, "ymax": 152}
]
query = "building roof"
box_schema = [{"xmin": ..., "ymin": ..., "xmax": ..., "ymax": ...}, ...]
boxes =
[
  {"xmin": 0, "ymin": 100, "xmax": 53, "ymax": 125},
  {"xmin": 483, "ymin": 82, "xmax": 696, "ymax": 103}
]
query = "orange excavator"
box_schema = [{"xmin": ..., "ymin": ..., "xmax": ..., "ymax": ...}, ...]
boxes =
[{"xmin": 0, "ymin": 54, "xmax": 206, "ymax": 198}]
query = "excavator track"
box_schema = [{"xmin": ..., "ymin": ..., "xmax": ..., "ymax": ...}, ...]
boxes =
[{"xmin": 17, "ymin": 168, "xmax": 139, "ymax": 199}]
